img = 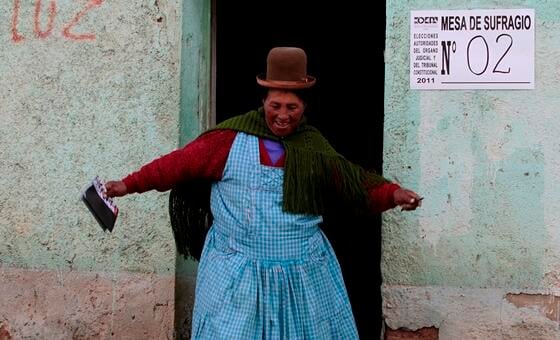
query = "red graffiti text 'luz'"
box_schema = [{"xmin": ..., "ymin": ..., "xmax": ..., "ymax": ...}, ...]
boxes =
[{"xmin": 12, "ymin": 0, "xmax": 104, "ymax": 42}]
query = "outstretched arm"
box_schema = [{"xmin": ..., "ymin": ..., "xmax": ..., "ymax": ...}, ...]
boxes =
[
  {"xmin": 105, "ymin": 130, "xmax": 237, "ymax": 198},
  {"xmin": 368, "ymin": 183, "xmax": 422, "ymax": 213}
]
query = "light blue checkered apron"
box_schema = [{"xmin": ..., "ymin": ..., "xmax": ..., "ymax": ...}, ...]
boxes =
[{"xmin": 192, "ymin": 133, "xmax": 359, "ymax": 339}]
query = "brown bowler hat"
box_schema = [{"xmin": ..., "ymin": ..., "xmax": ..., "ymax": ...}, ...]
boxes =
[{"xmin": 256, "ymin": 47, "xmax": 316, "ymax": 89}]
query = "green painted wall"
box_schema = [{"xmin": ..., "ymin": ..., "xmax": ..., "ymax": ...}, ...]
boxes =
[
  {"xmin": 174, "ymin": 0, "xmax": 212, "ymax": 338},
  {"xmin": 0, "ymin": 0, "xmax": 198, "ymax": 337},
  {"xmin": 0, "ymin": 0, "xmax": 181, "ymax": 275},
  {"xmin": 179, "ymin": 0, "xmax": 212, "ymax": 146},
  {"xmin": 383, "ymin": 0, "xmax": 560, "ymax": 337}
]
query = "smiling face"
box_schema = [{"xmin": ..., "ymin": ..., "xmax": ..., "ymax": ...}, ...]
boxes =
[{"xmin": 263, "ymin": 89, "xmax": 306, "ymax": 137}]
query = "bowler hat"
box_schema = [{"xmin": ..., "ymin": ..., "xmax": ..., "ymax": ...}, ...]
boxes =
[{"xmin": 256, "ymin": 47, "xmax": 316, "ymax": 89}]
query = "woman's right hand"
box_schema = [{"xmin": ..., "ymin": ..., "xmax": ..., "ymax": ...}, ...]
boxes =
[{"xmin": 105, "ymin": 180, "xmax": 128, "ymax": 198}]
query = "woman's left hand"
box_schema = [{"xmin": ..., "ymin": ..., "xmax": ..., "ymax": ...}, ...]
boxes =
[{"xmin": 393, "ymin": 188, "xmax": 423, "ymax": 211}]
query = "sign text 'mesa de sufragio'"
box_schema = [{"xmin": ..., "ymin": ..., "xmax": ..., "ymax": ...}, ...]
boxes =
[{"xmin": 410, "ymin": 9, "xmax": 534, "ymax": 90}]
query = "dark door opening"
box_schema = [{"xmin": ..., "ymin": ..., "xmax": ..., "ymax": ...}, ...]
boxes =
[{"xmin": 215, "ymin": 3, "xmax": 386, "ymax": 339}]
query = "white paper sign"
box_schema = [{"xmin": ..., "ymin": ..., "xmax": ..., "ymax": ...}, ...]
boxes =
[{"xmin": 410, "ymin": 9, "xmax": 534, "ymax": 90}]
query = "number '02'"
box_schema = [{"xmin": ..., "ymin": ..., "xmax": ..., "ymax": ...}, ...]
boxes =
[
  {"xmin": 466, "ymin": 34, "xmax": 513, "ymax": 76},
  {"xmin": 12, "ymin": 0, "xmax": 104, "ymax": 42}
]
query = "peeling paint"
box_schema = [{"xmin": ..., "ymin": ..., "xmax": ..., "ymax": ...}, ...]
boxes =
[
  {"xmin": 385, "ymin": 325, "xmax": 439, "ymax": 340},
  {"xmin": 0, "ymin": 268, "xmax": 175, "ymax": 338},
  {"xmin": 506, "ymin": 293, "xmax": 560, "ymax": 323},
  {"xmin": 383, "ymin": 286, "xmax": 560, "ymax": 339},
  {"xmin": 0, "ymin": 322, "xmax": 13, "ymax": 340}
]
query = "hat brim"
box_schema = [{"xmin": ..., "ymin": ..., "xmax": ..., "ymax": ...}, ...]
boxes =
[{"xmin": 256, "ymin": 74, "xmax": 316, "ymax": 89}]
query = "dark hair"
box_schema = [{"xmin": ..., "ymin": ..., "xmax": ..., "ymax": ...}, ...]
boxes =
[{"xmin": 260, "ymin": 88, "xmax": 312, "ymax": 105}]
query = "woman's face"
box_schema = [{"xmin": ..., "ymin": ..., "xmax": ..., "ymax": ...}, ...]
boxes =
[{"xmin": 263, "ymin": 89, "xmax": 306, "ymax": 137}]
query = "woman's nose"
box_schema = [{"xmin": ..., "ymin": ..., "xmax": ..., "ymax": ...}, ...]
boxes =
[{"xmin": 277, "ymin": 108, "xmax": 289, "ymax": 118}]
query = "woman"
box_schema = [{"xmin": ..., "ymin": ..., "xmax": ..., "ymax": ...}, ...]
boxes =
[{"xmin": 106, "ymin": 47, "xmax": 421, "ymax": 339}]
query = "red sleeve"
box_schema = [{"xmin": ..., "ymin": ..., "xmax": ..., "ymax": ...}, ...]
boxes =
[
  {"xmin": 122, "ymin": 130, "xmax": 237, "ymax": 194},
  {"xmin": 368, "ymin": 182, "xmax": 401, "ymax": 213}
]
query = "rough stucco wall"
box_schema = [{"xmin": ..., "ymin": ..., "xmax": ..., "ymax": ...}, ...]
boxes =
[
  {"xmin": 0, "ymin": 0, "xmax": 182, "ymax": 337},
  {"xmin": 383, "ymin": 0, "xmax": 560, "ymax": 338}
]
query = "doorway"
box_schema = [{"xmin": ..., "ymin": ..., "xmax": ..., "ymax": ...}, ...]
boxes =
[{"xmin": 215, "ymin": 2, "xmax": 386, "ymax": 338}]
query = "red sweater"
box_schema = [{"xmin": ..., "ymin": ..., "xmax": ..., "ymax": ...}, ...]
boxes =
[{"xmin": 122, "ymin": 130, "xmax": 400, "ymax": 213}]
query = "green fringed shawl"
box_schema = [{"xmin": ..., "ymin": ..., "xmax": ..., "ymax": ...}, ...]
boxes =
[
  {"xmin": 212, "ymin": 108, "xmax": 388, "ymax": 215},
  {"xmin": 169, "ymin": 108, "xmax": 389, "ymax": 260}
]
